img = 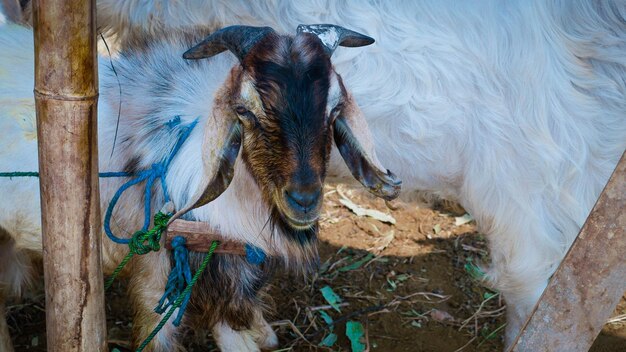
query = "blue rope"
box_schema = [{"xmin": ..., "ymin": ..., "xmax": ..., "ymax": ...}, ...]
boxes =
[
  {"xmin": 3, "ymin": 116, "xmax": 270, "ymax": 346},
  {"xmin": 103, "ymin": 118, "xmax": 198, "ymax": 244},
  {"xmin": 0, "ymin": 117, "xmax": 271, "ymax": 266},
  {"xmin": 155, "ymin": 236, "xmax": 193, "ymax": 326},
  {"xmin": 245, "ymin": 244, "xmax": 267, "ymax": 265},
  {"xmin": 137, "ymin": 241, "xmax": 218, "ymax": 351},
  {"xmin": 99, "ymin": 171, "xmax": 134, "ymax": 178},
  {"xmin": 0, "ymin": 172, "xmax": 39, "ymax": 178},
  {"xmin": 154, "ymin": 242, "xmax": 267, "ymax": 329}
]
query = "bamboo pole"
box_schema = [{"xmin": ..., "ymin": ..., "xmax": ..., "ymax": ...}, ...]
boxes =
[
  {"xmin": 509, "ymin": 150, "xmax": 626, "ymax": 351},
  {"xmin": 32, "ymin": 0, "xmax": 107, "ymax": 351}
]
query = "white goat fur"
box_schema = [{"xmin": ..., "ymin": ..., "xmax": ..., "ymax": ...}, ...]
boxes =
[
  {"xmin": 96, "ymin": 0, "xmax": 626, "ymax": 344},
  {"xmin": 2, "ymin": 0, "xmax": 626, "ymax": 347},
  {"xmin": 0, "ymin": 24, "xmax": 356, "ymax": 351}
]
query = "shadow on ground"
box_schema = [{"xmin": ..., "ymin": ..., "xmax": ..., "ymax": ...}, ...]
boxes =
[{"xmin": 7, "ymin": 186, "xmax": 626, "ymax": 351}]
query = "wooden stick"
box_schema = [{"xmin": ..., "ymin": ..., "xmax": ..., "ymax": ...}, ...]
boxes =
[
  {"xmin": 509, "ymin": 150, "xmax": 626, "ymax": 352},
  {"xmin": 165, "ymin": 219, "xmax": 247, "ymax": 255},
  {"xmin": 33, "ymin": 0, "xmax": 107, "ymax": 351}
]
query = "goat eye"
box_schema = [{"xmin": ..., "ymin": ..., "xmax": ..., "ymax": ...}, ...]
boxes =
[{"xmin": 235, "ymin": 106, "xmax": 249, "ymax": 115}]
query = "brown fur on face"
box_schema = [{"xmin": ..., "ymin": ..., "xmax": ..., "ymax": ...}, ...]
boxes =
[{"xmin": 216, "ymin": 33, "xmax": 336, "ymax": 237}]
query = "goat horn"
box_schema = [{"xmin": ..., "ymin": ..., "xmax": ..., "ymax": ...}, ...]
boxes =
[
  {"xmin": 183, "ymin": 26, "xmax": 275, "ymax": 61},
  {"xmin": 296, "ymin": 24, "xmax": 374, "ymax": 55}
]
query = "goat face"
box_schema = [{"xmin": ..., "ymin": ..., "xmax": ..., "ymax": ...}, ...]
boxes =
[
  {"xmin": 237, "ymin": 32, "xmax": 336, "ymax": 229},
  {"xmin": 175, "ymin": 25, "xmax": 401, "ymax": 234}
]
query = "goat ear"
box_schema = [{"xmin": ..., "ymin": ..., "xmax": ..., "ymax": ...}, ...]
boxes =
[
  {"xmin": 169, "ymin": 120, "xmax": 242, "ymax": 223},
  {"xmin": 333, "ymin": 103, "xmax": 401, "ymax": 201}
]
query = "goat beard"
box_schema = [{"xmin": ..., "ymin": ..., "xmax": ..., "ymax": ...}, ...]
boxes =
[
  {"xmin": 264, "ymin": 206, "xmax": 319, "ymax": 273},
  {"xmin": 268, "ymin": 206, "xmax": 318, "ymax": 245}
]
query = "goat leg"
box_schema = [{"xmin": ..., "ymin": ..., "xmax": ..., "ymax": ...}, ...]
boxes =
[
  {"xmin": 212, "ymin": 309, "xmax": 277, "ymax": 352},
  {"xmin": 213, "ymin": 288, "xmax": 278, "ymax": 350},
  {"xmin": 128, "ymin": 253, "xmax": 184, "ymax": 352},
  {"xmin": 250, "ymin": 309, "xmax": 278, "ymax": 350}
]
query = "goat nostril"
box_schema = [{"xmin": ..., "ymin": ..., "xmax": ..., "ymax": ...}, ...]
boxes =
[{"xmin": 285, "ymin": 188, "xmax": 321, "ymax": 211}]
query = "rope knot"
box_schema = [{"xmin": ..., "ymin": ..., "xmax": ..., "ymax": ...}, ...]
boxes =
[
  {"xmin": 153, "ymin": 211, "xmax": 172, "ymax": 227},
  {"xmin": 126, "ymin": 211, "xmax": 171, "ymax": 255},
  {"xmin": 128, "ymin": 230, "xmax": 160, "ymax": 255}
]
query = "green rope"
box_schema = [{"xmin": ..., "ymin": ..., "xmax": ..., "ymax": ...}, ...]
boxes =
[
  {"xmin": 104, "ymin": 212, "xmax": 171, "ymax": 291},
  {"xmin": 0, "ymin": 172, "xmax": 39, "ymax": 177},
  {"xmin": 136, "ymin": 240, "xmax": 219, "ymax": 352}
]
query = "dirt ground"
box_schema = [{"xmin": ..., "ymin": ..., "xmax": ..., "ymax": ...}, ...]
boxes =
[{"xmin": 6, "ymin": 185, "xmax": 626, "ymax": 351}]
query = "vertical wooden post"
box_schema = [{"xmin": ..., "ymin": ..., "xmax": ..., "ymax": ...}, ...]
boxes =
[
  {"xmin": 509, "ymin": 151, "xmax": 626, "ymax": 351},
  {"xmin": 32, "ymin": 0, "xmax": 107, "ymax": 351}
]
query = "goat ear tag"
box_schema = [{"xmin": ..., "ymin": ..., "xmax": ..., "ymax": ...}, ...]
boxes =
[
  {"xmin": 333, "ymin": 116, "xmax": 401, "ymax": 200},
  {"xmin": 169, "ymin": 122, "xmax": 242, "ymax": 223}
]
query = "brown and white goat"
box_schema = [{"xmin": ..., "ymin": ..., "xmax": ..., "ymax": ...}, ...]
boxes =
[{"xmin": 0, "ymin": 24, "xmax": 400, "ymax": 351}]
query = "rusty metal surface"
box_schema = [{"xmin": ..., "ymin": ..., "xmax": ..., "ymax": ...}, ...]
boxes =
[{"xmin": 509, "ymin": 150, "xmax": 626, "ymax": 352}]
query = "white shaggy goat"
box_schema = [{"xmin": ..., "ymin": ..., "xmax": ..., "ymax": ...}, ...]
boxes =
[
  {"xmin": 89, "ymin": 0, "xmax": 626, "ymax": 346},
  {"xmin": 0, "ymin": 22, "xmax": 400, "ymax": 351}
]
